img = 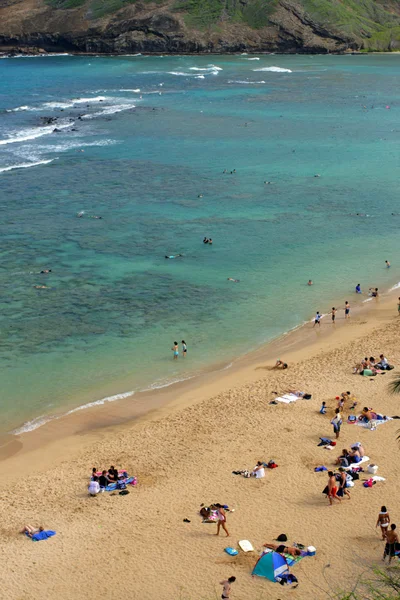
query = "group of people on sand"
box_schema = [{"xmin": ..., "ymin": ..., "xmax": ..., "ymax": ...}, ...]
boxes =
[
  {"xmin": 353, "ymin": 353, "xmax": 392, "ymax": 375},
  {"xmin": 171, "ymin": 340, "xmax": 187, "ymax": 359},
  {"xmin": 88, "ymin": 465, "xmax": 122, "ymax": 496},
  {"xmin": 335, "ymin": 442, "xmax": 365, "ymax": 468}
]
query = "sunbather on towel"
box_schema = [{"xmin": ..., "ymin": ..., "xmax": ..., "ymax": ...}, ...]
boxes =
[
  {"xmin": 361, "ymin": 407, "xmax": 376, "ymax": 421},
  {"xmin": 263, "ymin": 542, "xmax": 301, "ymax": 556},
  {"xmin": 20, "ymin": 525, "xmax": 44, "ymax": 537}
]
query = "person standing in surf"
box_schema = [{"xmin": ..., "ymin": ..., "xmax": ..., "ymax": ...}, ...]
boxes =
[
  {"xmin": 345, "ymin": 301, "xmax": 350, "ymax": 319},
  {"xmin": 182, "ymin": 340, "xmax": 187, "ymax": 357},
  {"xmin": 172, "ymin": 342, "xmax": 179, "ymax": 359}
]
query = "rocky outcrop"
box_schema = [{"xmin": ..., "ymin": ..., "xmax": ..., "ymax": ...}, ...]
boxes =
[{"xmin": 0, "ymin": 0, "xmax": 398, "ymax": 55}]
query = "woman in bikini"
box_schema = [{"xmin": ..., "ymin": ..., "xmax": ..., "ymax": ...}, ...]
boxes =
[
  {"xmin": 376, "ymin": 506, "xmax": 390, "ymax": 540},
  {"xmin": 215, "ymin": 504, "xmax": 229, "ymax": 537}
]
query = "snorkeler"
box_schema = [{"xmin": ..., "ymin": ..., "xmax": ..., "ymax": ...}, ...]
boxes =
[
  {"xmin": 165, "ymin": 254, "xmax": 182, "ymax": 259},
  {"xmin": 40, "ymin": 269, "xmax": 52, "ymax": 274}
]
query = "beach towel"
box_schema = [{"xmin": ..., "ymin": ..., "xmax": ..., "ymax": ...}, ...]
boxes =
[
  {"xmin": 30, "ymin": 530, "xmax": 56, "ymax": 542},
  {"xmin": 343, "ymin": 456, "xmax": 369, "ymax": 470},
  {"xmin": 239, "ymin": 540, "xmax": 254, "ymax": 552},
  {"xmin": 355, "ymin": 416, "xmax": 392, "ymax": 429},
  {"xmin": 275, "ymin": 394, "xmax": 298, "ymax": 404},
  {"xmin": 105, "ymin": 476, "xmax": 136, "ymax": 491}
]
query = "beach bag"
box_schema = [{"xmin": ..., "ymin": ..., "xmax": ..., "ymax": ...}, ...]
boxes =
[
  {"xmin": 117, "ymin": 480, "xmax": 127, "ymax": 490},
  {"xmin": 303, "ymin": 394, "xmax": 312, "ymax": 400},
  {"xmin": 363, "ymin": 479, "xmax": 374, "ymax": 488},
  {"xmin": 350, "ymin": 471, "xmax": 359, "ymax": 480},
  {"xmin": 348, "ymin": 415, "xmax": 357, "ymax": 424}
]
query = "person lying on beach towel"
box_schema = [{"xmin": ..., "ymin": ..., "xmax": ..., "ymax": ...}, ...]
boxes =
[
  {"xmin": 20, "ymin": 525, "xmax": 56, "ymax": 541},
  {"xmin": 263, "ymin": 543, "xmax": 302, "ymax": 557}
]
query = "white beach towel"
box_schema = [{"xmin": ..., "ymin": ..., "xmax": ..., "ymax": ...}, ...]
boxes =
[
  {"xmin": 238, "ymin": 540, "xmax": 254, "ymax": 552},
  {"xmin": 343, "ymin": 456, "xmax": 370, "ymax": 470},
  {"xmin": 372, "ymin": 476, "xmax": 386, "ymax": 482},
  {"xmin": 355, "ymin": 416, "xmax": 393, "ymax": 428},
  {"xmin": 275, "ymin": 394, "xmax": 298, "ymax": 404}
]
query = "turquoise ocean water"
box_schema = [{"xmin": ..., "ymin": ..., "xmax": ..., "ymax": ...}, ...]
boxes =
[{"xmin": 0, "ymin": 53, "xmax": 399, "ymax": 434}]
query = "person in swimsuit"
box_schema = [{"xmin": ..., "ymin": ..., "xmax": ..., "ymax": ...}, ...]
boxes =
[
  {"xmin": 355, "ymin": 284, "xmax": 362, "ymax": 294},
  {"xmin": 385, "ymin": 260, "xmax": 390, "ymax": 268},
  {"xmin": 273, "ymin": 360, "xmax": 288, "ymax": 369},
  {"xmin": 208, "ymin": 238, "xmax": 213, "ymax": 245},
  {"xmin": 331, "ymin": 307, "xmax": 336, "ymax": 323},
  {"xmin": 327, "ymin": 471, "xmax": 341, "ymax": 505},
  {"xmin": 313, "ymin": 312, "xmax": 321, "ymax": 327},
  {"xmin": 383, "ymin": 524, "xmax": 399, "ymax": 564},
  {"xmin": 263, "ymin": 542, "xmax": 301, "ymax": 556},
  {"xmin": 337, "ymin": 468, "xmax": 351, "ymax": 499},
  {"xmin": 20, "ymin": 525, "xmax": 44, "ymax": 537},
  {"xmin": 181, "ymin": 340, "xmax": 187, "ymax": 357},
  {"xmin": 215, "ymin": 504, "xmax": 229, "ymax": 537},
  {"xmin": 307, "ymin": 279, "xmax": 313, "ymax": 286},
  {"xmin": 345, "ymin": 301, "xmax": 350, "ymax": 319},
  {"xmin": 220, "ymin": 577, "xmax": 236, "ymax": 599},
  {"xmin": 165, "ymin": 254, "xmax": 182, "ymax": 259},
  {"xmin": 203, "ymin": 237, "xmax": 209, "ymax": 244},
  {"xmin": 331, "ymin": 408, "xmax": 342, "ymax": 440},
  {"xmin": 369, "ymin": 287, "xmax": 379, "ymax": 298},
  {"xmin": 172, "ymin": 342, "xmax": 179, "ymax": 359},
  {"xmin": 227, "ymin": 278, "xmax": 240, "ymax": 283},
  {"xmin": 376, "ymin": 506, "xmax": 390, "ymax": 540}
]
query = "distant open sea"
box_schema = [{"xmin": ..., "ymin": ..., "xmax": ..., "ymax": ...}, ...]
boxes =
[{"xmin": 0, "ymin": 53, "xmax": 399, "ymax": 434}]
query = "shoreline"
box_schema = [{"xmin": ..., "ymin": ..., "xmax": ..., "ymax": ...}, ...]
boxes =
[
  {"xmin": 2, "ymin": 278, "xmax": 399, "ymax": 471},
  {"xmin": 1, "ymin": 50, "xmax": 394, "ymax": 58}
]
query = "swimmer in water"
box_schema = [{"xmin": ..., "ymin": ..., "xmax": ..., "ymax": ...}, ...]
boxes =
[
  {"xmin": 307, "ymin": 280, "xmax": 313, "ymax": 286},
  {"xmin": 385, "ymin": 260, "xmax": 391, "ymax": 268},
  {"xmin": 264, "ymin": 181, "xmax": 272, "ymax": 185},
  {"xmin": 369, "ymin": 287, "xmax": 379, "ymax": 298},
  {"xmin": 34, "ymin": 285, "xmax": 48, "ymax": 289},
  {"xmin": 208, "ymin": 238, "xmax": 213, "ymax": 245},
  {"xmin": 227, "ymin": 278, "xmax": 240, "ymax": 283},
  {"xmin": 355, "ymin": 283, "xmax": 362, "ymax": 294},
  {"xmin": 89, "ymin": 216, "xmax": 102, "ymax": 219},
  {"xmin": 40, "ymin": 269, "xmax": 52, "ymax": 274},
  {"xmin": 77, "ymin": 211, "xmax": 85, "ymax": 218},
  {"xmin": 198, "ymin": 194, "xmax": 203, "ymax": 198},
  {"xmin": 165, "ymin": 254, "xmax": 182, "ymax": 259},
  {"xmin": 314, "ymin": 174, "xmax": 320, "ymax": 178},
  {"xmin": 203, "ymin": 238, "xmax": 209, "ymax": 244}
]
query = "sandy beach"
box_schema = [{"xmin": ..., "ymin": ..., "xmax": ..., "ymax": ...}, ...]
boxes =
[{"xmin": 1, "ymin": 292, "xmax": 400, "ymax": 599}]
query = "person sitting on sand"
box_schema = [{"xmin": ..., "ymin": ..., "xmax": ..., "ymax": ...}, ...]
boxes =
[
  {"xmin": 335, "ymin": 449, "xmax": 350, "ymax": 467},
  {"xmin": 88, "ymin": 476, "xmax": 100, "ymax": 496},
  {"xmin": 99, "ymin": 470, "xmax": 109, "ymax": 489},
  {"xmin": 91, "ymin": 467, "xmax": 97, "ymax": 480},
  {"xmin": 20, "ymin": 525, "xmax": 44, "ymax": 537},
  {"xmin": 348, "ymin": 447, "xmax": 362, "ymax": 464},
  {"xmin": 263, "ymin": 542, "xmax": 301, "ymax": 556},
  {"xmin": 251, "ymin": 461, "xmax": 265, "ymax": 479},
  {"xmin": 273, "ymin": 360, "xmax": 288, "ymax": 369},
  {"xmin": 107, "ymin": 466, "xmax": 119, "ymax": 482},
  {"xmin": 350, "ymin": 442, "xmax": 365, "ymax": 457},
  {"xmin": 361, "ymin": 407, "xmax": 375, "ymax": 421}
]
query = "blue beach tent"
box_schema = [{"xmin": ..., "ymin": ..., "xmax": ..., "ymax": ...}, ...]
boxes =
[{"xmin": 252, "ymin": 551, "xmax": 289, "ymax": 581}]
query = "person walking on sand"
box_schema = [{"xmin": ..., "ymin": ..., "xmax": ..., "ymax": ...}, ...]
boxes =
[
  {"xmin": 313, "ymin": 311, "xmax": 321, "ymax": 327},
  {"xmin": 383, "ymin": 524, "xmax": 399, "ymax": 564},
  {"xmin": 376, "ymin": 506, "xmax": 391, "ymax": 540},
  {"xmin": 331, "ymin": 408, "xmax": 342, "ymax": 439},
  {"xmin": 181, "ymin": 340, "xmax": 187, "ymax": 357},
  {"xmin": 220, "ymin": 576, "xmax": 236, "ymax": 599},
  {"xmin": 172, "ymin": 342, "xmax": 179, "ymax": 359},
  {"xmin": 215, "ymin": 504, "xmax": 229, "ymax": 537},
  {"xmin": 327, "ymin": 471, "xmax": 341, "ymax": 506},
  {"xmin": 345, "ymin": 301, "xmax": 350, "ymax": 319}
]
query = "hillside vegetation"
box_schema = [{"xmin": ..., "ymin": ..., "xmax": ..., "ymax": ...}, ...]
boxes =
[{"xmin": 1, "ymin": 0, "xmax": 400, "ymax": 53}]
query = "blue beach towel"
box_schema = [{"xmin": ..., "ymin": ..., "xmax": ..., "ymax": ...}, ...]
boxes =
[
  {"xmin": 105, "ymin": 476, "xmax": 134, "ymax": 491},
  {"xmin": 30, "ymin": 530, "xmax": 56, "ymax": 542}
]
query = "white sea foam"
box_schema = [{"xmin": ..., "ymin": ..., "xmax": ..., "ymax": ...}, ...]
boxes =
[
  {"xmin": 228, "ymin": 80, "xmax": 265, "ymax": 84},
  {"xmin": 253, "ymin": 66, "xmax": 292, "ymax": 73},
  {"xmin": 167, "ymin": 71, "xmax": 196, "ymax": 76},
  {"xmin": 65, "ymin": 391, "xmax": 134, "ymax": 415},
  {"xmin": 246, "ymin": 57, "xmax": 260, "ymax": 60},
  {"xmin": 6, "ymin": 105, "xmax": 30, "ymax": 112},
  {"xmin": 82, "ymin": 103, "xmax": 136, "ymax": 119},
  {"xmin": 0, "ymin": 122, "xmax": 71, "ymax": 146},
  {"xmin": 0, "ymin": 159, "xmax": 55, "ymax": 173},
  {"xmin": 389, "ymin": 282, "xmax": 400, "ymax": 291},
  {"xmin": 196, "ymin": 75, "xmax": 205, "ymax": 79},
  {"xmin": 142, "ymin": 375, "xmax": 195, "ymax": 391},
  {"xmin": 8, "ymin": 53, "xmax": 70, "ymax": 59},
  {"xmin": 11, "ymin": 390, "xmax": 135, "ymax": 435},
  {"xmin": 118, "ymin": 89, "xmax": 141, "ymax": 92}
]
